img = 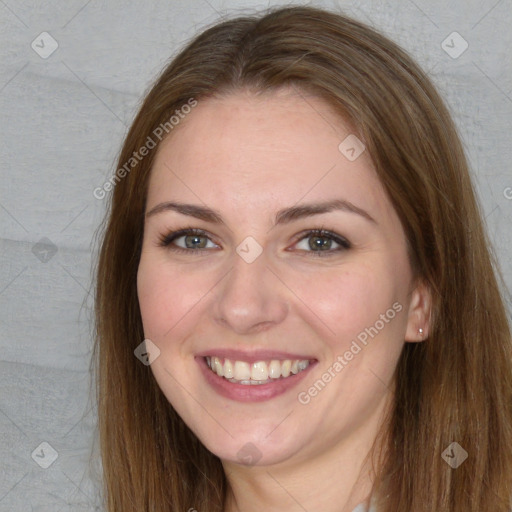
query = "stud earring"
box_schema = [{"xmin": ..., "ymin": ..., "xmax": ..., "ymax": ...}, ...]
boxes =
[{"xmin": 418, "ymin": 328, "xmax": 424, "ymax": 337}]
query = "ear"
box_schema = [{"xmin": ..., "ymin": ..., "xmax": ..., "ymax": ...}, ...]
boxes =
[{"xmin": 404, "ymin": 279, "xmax": 432, "ymax": 342}]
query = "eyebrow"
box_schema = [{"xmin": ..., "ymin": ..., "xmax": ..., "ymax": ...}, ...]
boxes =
[{"xmin": 146, "ymin": 198, "xmax": 377, "ymax": 226}]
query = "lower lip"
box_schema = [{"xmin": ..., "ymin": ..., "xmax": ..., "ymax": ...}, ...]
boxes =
[{"xmin": 196, "ymin": 356, "xmax": 317, "ymax": 402}]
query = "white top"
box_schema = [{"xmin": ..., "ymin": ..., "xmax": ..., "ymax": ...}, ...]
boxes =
[
  {"xmin": 352, "ymin": 496, "xmax": 512, "ymax": 511},
  {"xmin": 351, "ymin": 496, "xmax": 377, "ymax": 512}
]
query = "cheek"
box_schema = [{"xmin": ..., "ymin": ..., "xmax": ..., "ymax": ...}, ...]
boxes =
[
  {"xmin": 290, "ymin": 263, "xmax": 407, "ymax": 353},
  {"xmin": 136, "ymin": 255, "xmax": 213, "ymax": 340}
]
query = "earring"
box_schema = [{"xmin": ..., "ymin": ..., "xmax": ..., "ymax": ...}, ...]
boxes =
[{"xmin": 418, "ymin": 328, "xmax": 424, "ymax": 338}]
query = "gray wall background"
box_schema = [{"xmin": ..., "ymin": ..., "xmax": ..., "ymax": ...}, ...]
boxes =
[{"xmin": 1, "ymin": 0, "xmax": 511, "ymax": 510}]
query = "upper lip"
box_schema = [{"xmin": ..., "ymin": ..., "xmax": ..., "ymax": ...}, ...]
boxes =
[{"xmin": 195, "ymin": 348, "xmax": 317, "ymax": 364}]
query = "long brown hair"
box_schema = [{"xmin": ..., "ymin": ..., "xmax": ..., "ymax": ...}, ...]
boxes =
[{"xmin": 92, "ymin": 6, "xmax": 512, "ymax": 511}]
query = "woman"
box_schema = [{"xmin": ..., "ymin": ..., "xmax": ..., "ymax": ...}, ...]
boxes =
[{"xmin": 93, "ymin": 5, "xmax": 512, "ymax": 511}]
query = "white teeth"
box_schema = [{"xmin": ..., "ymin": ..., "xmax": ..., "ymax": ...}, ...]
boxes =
[
  {"xmin": 233, "ymin": 361, "xmax": 251, "ymax": 380},
  {"xmin": 251, "ymin": 361, "xmax": 269, "ymax": 381},
  {"xmin": 213, "ymin": 357, "xmax": 223, "ymax": 377},
  {"xmin": 297, "ymin": 360, "xmax": 309, "ymax": 371},
  {"xmin": 229, "ymin": 378, "xmax": 271, "ymax": 385},
  {"xmin": 281, "ymin": 359, "xmax": 291, "ymax": 378},
  {"xmin": 224, "ymin": 359, "xmax": 233, "ymax": 378},
  {"xmin": 268, "ymin": 360, "xmax": 281, "ymax": 379},
  {"xmin": 205, "ymin": 356, "xmax": 312, "ymax": 384}
]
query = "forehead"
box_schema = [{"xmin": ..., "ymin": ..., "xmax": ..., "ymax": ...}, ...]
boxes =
[{"xmin": 147, "ymin": 89, "xmax": 394, "ymax": 225}]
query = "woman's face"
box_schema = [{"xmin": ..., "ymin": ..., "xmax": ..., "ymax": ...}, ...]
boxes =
[{"xmin": 137, "ymin": 88, "xmax": 428, "ymax": 467}]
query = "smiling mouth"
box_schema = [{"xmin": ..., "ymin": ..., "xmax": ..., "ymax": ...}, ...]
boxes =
[{"xmin": 205, "ymin": 356, "xmax": 313, "ymax": 385}]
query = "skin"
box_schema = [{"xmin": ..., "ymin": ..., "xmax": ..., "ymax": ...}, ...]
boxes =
[{"xmin": 137, "ymin": 87, "xmax": 431, "ymax": 512}]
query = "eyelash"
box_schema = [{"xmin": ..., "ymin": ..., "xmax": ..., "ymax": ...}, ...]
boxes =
[{"xmin": 157, "ymin": 226, "xmax": 351, "ymax": 257}]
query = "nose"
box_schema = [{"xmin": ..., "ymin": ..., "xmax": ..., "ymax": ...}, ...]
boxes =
[{"xmin": 212, "ymin": 249, "xmax": 289, "ymax": 335}]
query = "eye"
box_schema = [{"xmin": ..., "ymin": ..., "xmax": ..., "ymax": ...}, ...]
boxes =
[
  {"xmin": 158, "ymin": 228, "xmax": 219, "ymax": 254},
  {"xmin": 157, "ymin": 227, "xmax": 351, "ymax": 257},
  {"xmin": 291, "ymin": 228, "xmax": 351, "ymax": 256}
]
